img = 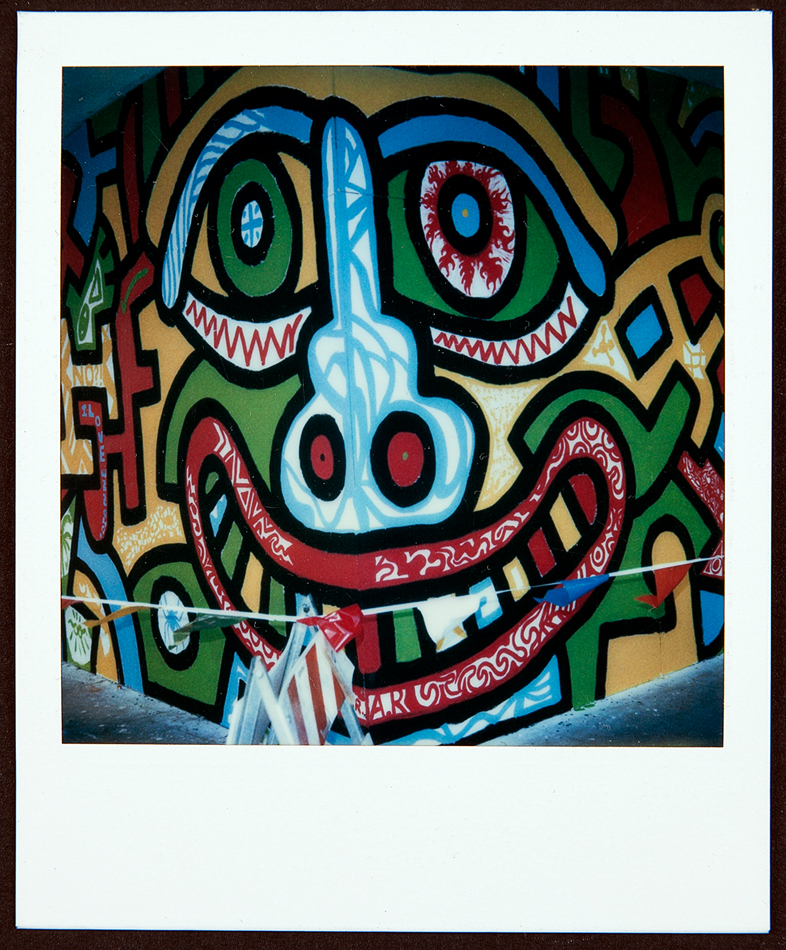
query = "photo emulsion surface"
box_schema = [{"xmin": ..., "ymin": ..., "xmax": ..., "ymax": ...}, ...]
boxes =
[{"xmin": 60, "ymin": 65, "xmax": 725, "ymax": 747}]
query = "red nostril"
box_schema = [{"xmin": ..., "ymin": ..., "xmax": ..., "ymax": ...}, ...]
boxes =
[
  {"xmin": 371, "ymin": 411, "xmax": 435, "ymax": 508},
  {"xmin": 387, "ymin": 431, "xmax": 425, "ymax": 488},
  {"xmin": 310, "ymin": 434, "xmax": 335, "ymax": 481},
  {"xmin": 299, "ymin": 414, "xmax": 345, "ymax": 502}
]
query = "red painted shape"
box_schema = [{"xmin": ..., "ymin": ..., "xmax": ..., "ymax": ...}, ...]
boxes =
[
  {"xmin": 678, "ymin": 270, "xmax": 713, "ymax": 325},
  {"xmin": 355, "ymin": 613, "xmax": 382, "ymax": 675},
  {"xmin": 528, "ymin": 528, "xmax": 556, "ymax": 577},
  {"xmin": 163, "ymin": 67, "xmax": 182, "ymax": 129},
  {"xmin": 75, "ymin": 400, "xmax": 109, "ymax": 542},
  {"xmin": 61, "ymin": 164, "xmax": 85, "ymax": 286},
  {"xmin": 716, "ymin": 356, "xmax": 725, "ymax": 395},
  {"xmin": 388, "ymin": 431, "xmax": 424, "ymax": 487},
  {"xmin": 310, "ymin": 435, "xmax": 334, "ymax": 481},
  {"xmin": 121, "ymin": 102, "xmax": 141, "ymax": 246},
  {"xmin": 75, "ymin": 256, "xmax": 156, "ymax": 536},
  {"xmin": 569, "ymin": 472, "xmax": 597, "ymax": 525},
  {"xmin": 600, "ymin": 93, "xmax": 670, "ymax": 245}
]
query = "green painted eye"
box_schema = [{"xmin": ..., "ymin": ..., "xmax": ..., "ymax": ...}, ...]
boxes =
[
  {"xmin": 213, "ymin": 158, "xmax": 295, "ymax": 297},
  {"xmin": 388, "ymin": 169, "xmax": 560, "ymax": 322}
]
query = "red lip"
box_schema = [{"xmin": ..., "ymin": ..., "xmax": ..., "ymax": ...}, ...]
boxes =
[{"xmin": 185, "ymin": 415, "xmax": 626, "ymax": 726}]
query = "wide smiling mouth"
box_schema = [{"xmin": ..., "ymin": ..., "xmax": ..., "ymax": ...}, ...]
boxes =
[{"xmin": 184, "ymin": 414, "xmax": 626, "ymax": 732}]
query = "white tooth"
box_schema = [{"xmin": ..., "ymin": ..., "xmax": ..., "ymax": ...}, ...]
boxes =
[{"xmin": 418, "ymin": 593, "xmax": 483, "ymax": 646}]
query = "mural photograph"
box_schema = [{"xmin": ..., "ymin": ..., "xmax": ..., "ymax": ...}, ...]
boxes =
[{"xmin": 60, "ymin": 64, "xmax": 725, "ymax": 746}]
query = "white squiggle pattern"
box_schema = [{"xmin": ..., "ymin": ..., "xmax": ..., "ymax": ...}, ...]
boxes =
[{"xmin": 185, "ymin": 464, "xmax": 279, "ymax": 668}]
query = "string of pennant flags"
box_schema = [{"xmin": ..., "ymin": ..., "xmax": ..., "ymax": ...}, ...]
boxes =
[
  {"xmin": 61, "ymin": 555, "xmax": 720, "ymax": 747},
  {"xmin": 62, "ymin": 555, "xmax": 720, "ymax": 636}
]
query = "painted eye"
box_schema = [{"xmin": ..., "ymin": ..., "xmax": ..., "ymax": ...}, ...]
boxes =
[
  {"xmin": 420, "ymin": 161, "xmax": 516, "ymax": 299},
  {"xmin": 211, "ymin": 157, "xmax": 295, "ymax": 298}
]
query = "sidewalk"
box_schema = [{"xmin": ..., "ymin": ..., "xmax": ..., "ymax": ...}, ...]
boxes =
[
  {"xmin": 62, "ymin": 654, "xmax": 723, "ymax": 746},
  {"xmin": 62, "ymin": 663, "xmax": 229, "ymax": 744},
  {"xmin": 484, "ymin": 654, "xmax": 724, "ymax": 746}
]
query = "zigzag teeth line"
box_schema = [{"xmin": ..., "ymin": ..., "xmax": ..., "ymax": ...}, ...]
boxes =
[
  {"xmin": 432, "ymin": 288, "xmax": 586, "ymax": 367},
  {"xmin": 184, "ymin": 294, "xmax": 309, "ymax": 371}
]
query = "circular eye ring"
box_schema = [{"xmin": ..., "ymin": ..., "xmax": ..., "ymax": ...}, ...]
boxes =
[
  {"xmin": 150, "ymin": 576, "xmax": 200, "ymax": 671},
  {"xmin": 300, "ymin": 414, "xmax": 346, "ymax": 503},
  {"xmin": 436, "ymin": 174, "xmax": 494, "ymax": 256},
  {"xmin": 231, "ymin": 181, "xmax": 275, "ymax": 267},
  {"xmin": 406, "ymin": 155, "xmax": 527, "ymax": 321},
  {"xmin": 371, "ymin": 411, "xmax": 435, "ymax": 508},
  {"xmin": 208, "ymin": 147, "xmax": 301, "ymax": 303}
]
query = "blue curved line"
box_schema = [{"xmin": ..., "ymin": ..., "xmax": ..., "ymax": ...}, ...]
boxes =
[
  {"xmin": 690, "ymin": 110, "xmax": 723, "ymax": 147},
  {"xmin": 162, "ymin": 106, "xmax": 312, "ymax": 309},
  {"xmin": 378, "ymin": 115, "xmax": 606, "ymax": 298},
  {"xmin": 385, "ymin": 654, "xmax": 561, "ymax": 745},
  {"xmin": 76, "ymin": 521, "xmax": 143, "ymax": 691}
]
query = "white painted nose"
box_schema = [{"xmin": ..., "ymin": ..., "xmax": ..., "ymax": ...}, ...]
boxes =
[{"xmin": 279, "ymin": 116, "xmax": 474, "ymax": 534}]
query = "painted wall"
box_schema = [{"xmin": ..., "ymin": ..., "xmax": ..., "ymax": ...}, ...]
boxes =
[{"xmin": 61, "ymin": 65, "xmax": 724, "ymax": 744}]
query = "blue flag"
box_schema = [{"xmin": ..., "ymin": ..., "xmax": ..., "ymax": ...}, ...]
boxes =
[{"xmin": 536, "ymin": 574, "xmax": 610, "ymax": 607}]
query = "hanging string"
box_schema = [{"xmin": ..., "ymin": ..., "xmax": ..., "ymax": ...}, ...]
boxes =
[{"xmin": 61, "ymin": 555, "xmax": 722, "ymax": 625}]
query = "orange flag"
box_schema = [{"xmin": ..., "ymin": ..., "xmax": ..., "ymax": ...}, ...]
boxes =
[{"xmin": 635, "ymin": 564, "xmax": 691, "ymax": 608}]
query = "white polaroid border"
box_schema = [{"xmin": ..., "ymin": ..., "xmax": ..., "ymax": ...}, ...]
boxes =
[{"xmin": 16, "ymin": 10, "xmax": 772, "ymax": 933}]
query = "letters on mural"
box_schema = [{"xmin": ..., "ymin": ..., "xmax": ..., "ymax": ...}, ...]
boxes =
[{"xmin": 61, "ymin": 66, "xmax": 724, "ymax": 744}]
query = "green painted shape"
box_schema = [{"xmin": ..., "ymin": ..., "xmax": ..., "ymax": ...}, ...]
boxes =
[
  {"xmin": 268, "ymin": 576, "xmax": 286, "ymax": 620},
  {"xmin": 565, "ymin": 479, "xmax": 711, "ymax": 708},
  {"xmin": 388, "ymin": 172, "xmax": 463, "ymax": 318},
  {"xmin": 185, "ymin": 66, "xmax": 206, "ymax": 100},
  {"xmin": 61, "ymin": 498, "xmax": 77, "ymax": 594},
  {"xmin": 66, "ymin": 225, "xmax": 117, "ymax": 352},
  {"xmin": 63, "ymin": 607, "xmax": 92, "ymax": 672},
  {"xmin": 393, "ymin": 609, "xmax": 421, "ymax": 663},
  {"xmin": 90, "ymin": 97, "xmax": 123, "ymax": 142},
  {"xmin": 141, "ymin": 76, "xmax": 161, "ymax": 184},
  {"xmin": 216, "ymin": 159, "xmax": 293, "ymax": 296},
  {"xmin": 162, "ymin": 361, "xmax": 301, "ymax": 488},
  {"xmin": 491, "ymin": 196, "xmax": 559, "ymax": 322},
  {"xmin": 222, "ymin": 522, "xmax": 244, "ymax": 578},
  {"xmin": 204, "ymin": 471, "xmax": 219, "ymax": 494},
  {"xmin": 523, "ymin": 378, "xmax": 692, "ymax": 500},
  {"xmin": 567, "ymin": 67, "xmax": 625, "ymax": 193},
  {"xmin": 134, "ymin": 557, "xmax": 225, "ymax": 706},
  {"xmin": 642, "ymin": 70, "xmax": 723, "ymax": 224},
  {"xmin": 565, "ymin": 624, "xmax": 600, "ymax": 710}
]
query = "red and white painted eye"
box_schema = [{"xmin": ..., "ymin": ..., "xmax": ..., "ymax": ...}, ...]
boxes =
[{"xmin": 420, "ymin": 160, "xmax": 515, "ymax": 299}]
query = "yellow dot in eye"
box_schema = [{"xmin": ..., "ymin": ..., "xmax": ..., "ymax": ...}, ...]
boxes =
[{"xmin": 462, "ymin": 207, "xmax": 469, "ymax": 218}]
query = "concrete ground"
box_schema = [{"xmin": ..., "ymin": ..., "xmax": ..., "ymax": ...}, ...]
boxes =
[
  {"xmin": 61, "ymin": 655, "xmax": 723, "ymax": 746},
  {"xmin": 484, "ymin": 654, "xmax": 724, "ymax": 746},
  {"xmin": 62, "ymin": 663, "xmax": 229, "ymax": 744}
]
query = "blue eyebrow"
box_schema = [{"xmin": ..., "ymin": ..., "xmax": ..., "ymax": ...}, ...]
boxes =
[{"xmin": 378, "ymin": 115, "xmax": 606, "ymax": 298}]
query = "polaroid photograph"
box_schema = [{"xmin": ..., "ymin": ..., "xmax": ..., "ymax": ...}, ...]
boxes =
[{"xmin": 16, "ymin": 9, "xmax": 771, "ymax": 934}]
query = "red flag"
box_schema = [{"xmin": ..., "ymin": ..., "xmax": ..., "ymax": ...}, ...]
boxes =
[
  {"xmin": 635, "ymin": 564, "xmax": 691, "ymax": 608},
  {"xmin": 299, "ymin": 604, "xmax": 364, "ymax": 652}
]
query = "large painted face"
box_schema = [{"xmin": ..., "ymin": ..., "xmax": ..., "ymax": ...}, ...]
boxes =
[{"xmin": 61, "ymin": 66, "xmax": 724, "ymax": 743}]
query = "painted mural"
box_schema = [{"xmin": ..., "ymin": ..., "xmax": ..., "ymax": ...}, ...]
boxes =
[{"xmin": 61, "ymin": 66, "xmax": 724, "ymax": 744}]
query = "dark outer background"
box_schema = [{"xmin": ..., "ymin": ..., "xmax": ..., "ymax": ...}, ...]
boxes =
[{"xmin": 2, "ymin": 1, "xmax": 781, "ymax": 947}]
